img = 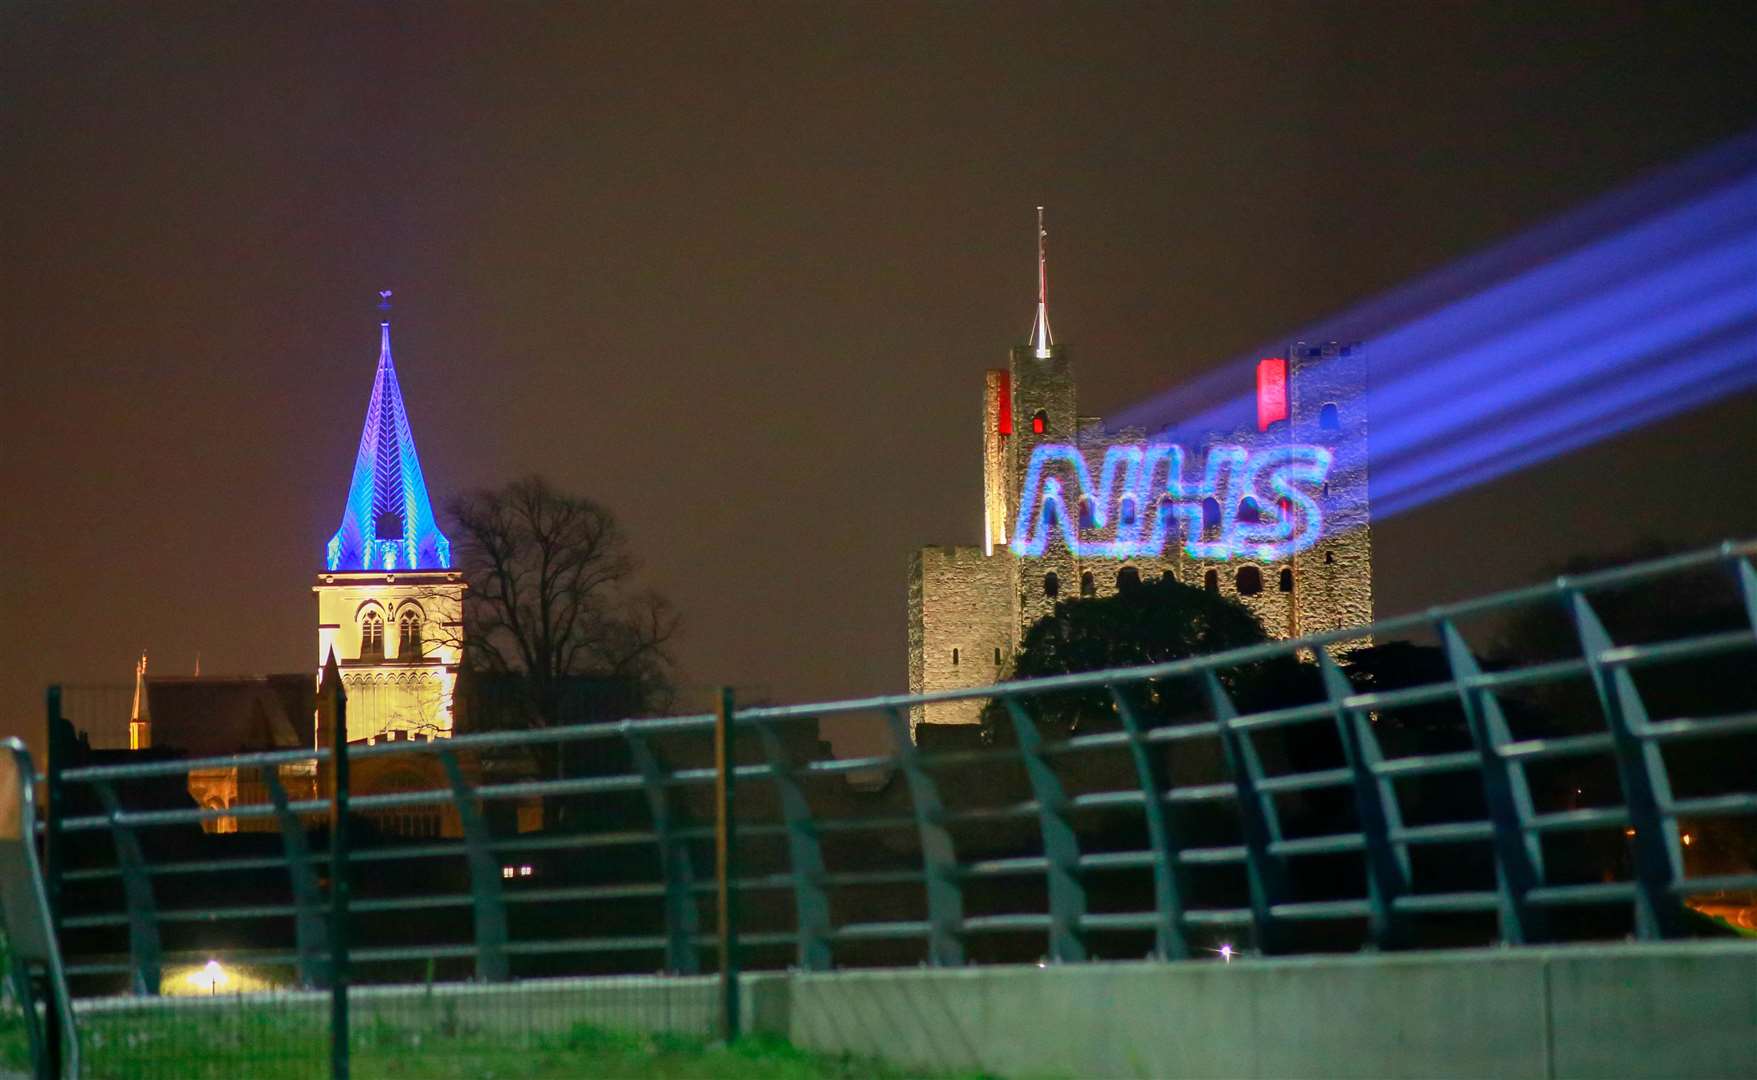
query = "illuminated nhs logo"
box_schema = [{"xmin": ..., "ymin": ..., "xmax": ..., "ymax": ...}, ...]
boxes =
[{"xmin": 1009, "ymin": 443, "xmax": 1333, "ymax": 562}]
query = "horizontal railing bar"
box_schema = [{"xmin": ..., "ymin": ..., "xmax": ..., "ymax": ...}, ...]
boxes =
[
  {"xmin": 1078, "ymin": 850, "xmax": 1157, "ymax": 872},
  {"xmin": 1599, "ymin": 628, "xmax": 1757, "ymax": 672},
  {"xmin": 1391, "ymin": 891, "xmax": 1500, "ymax": 913},
  {"xmin": 1675, "ymin": 874, "xmax": 1757, "ymax": 895},
  {"xmin": 1179, "ymin": 908, "xmax": 1254, "ymax": 926},
  {"xmin": 964, "ymin": 856, "xmax": 1048, "ymax": 877},
  {"xmin": 1391, "ymin": 821, "xmax": 1495, "ymax": 845},
  {"xmin": 1372, "ymin": 751, "xmax": 1482, "ymax": 779},
  {"xmin": 1069, "ymin": 790, "xmax": 1145, "ymax": 811},
  {"xmin": 962, "ymin": 914, "xmax": 1052, "ymax": 933},
  {"xmin": 1178, "ymin": 845, "xmax": 1248, "ymax": 865},
  {"xmin": 1257, "ymin": 768, "xmax": 1354, "ymax": 795},
  {"xmin": 1527, "ymin": 806, "xmax": 1630, "ymax": 832},
  {"xmin": 829, "ymin": 921, "xmax": 933, "ymax": 940},
  {"xmin": 1269, "ymin": 899, "xmax": 1373, "ymax": 920},
  {"xmin": 1166, "ymin": 782, "xmax": 1238, "ymax": 803},
  {"xmin": 1666, "ymin": 793, "xmax": 1757, "ymax": 817},
  {"xmin": 1525, "ymin": 882, "xmax": 1638, "ymax": 906},
  {"xmin": 1269, "ymin": 833, "xmax": 1366, "ymax": 857},
  {"xmin": 1642, "ymin": 711, "xmax": 1757, "ymax": 742},
  {"xmin": 1498, "ymin": 732, "xmax": 1616, "ymax": 763}
]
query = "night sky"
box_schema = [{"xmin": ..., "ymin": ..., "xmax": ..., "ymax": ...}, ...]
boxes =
[{"xmin": 4, "ymin": 3, "xmax": 1755, "ymax": 760}]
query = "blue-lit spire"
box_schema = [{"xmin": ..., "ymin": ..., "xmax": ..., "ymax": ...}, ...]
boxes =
[{"xmin": 325, "ymin": 293, "xmax": 452, "ymax": 572}]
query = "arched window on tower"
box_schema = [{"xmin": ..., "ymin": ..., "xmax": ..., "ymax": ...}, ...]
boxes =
[
  {"xmin": 1119, "ymin": 496, "xmax": 1137, "ymax": 528},
  {"xmin": 1204, "ymin": 569, "xmax": 1219, "ymax": 593},
  {"xmin": 1320, "ymin": 403, "xmax": 1341, "ymax": 431},
  {"xmin": 1080, "ymin": 571, "xmax": 1095, "ymax": 597},
  {"xmin": 1237, "ymin": 497, "xmax": 1261, "ymax": 524},
  {"xmin": 1279, "ymin": 567, "xmax": 1294, "ymax": 593},
  {"xmin": 1236, "ymin": 566, "xmax": 1263, "ymax": 596},
  {"xmin": 398, "ymin": 610, "xmax": 423, "ymax": 659},
  {"xmin": 1202, "ymin": 497, "xmax": 1222, "ymax": 535},
  {"xmin": 360, "ymin": 611, "xmax": 384, "ymax": 661},
  {"xmin": 1031, "ymin": 410, "xmax": 1048, "ymax": 435},
  {"xmin": 1117, "ymin": 566, "xmax": 1141, "ymax": 592},
  {"xmin": 1043, "ymin": 572, "xmax": 1060, "ymax": 598},
  {"xmin": 1078, "ymin": 497, "xmax": 1096, "ymax": 529}
]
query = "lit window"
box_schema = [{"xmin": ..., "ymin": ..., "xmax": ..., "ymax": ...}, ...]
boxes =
[
  {"xmin": 519, "ymin": 865, "xmax": 535, "ymax": 877},
  {"xmin": 501, "ymin": 866, "xmax": 515, "ymax": 880},
  {"xmin": 1236, "ymin": 566, "xmax": 1263, "ymax": 596},
  {"xmin": 360, "ymin": 612, "xmax": 384, "ymax": 661},
  {"xmin": 1031, "ymin": 410, "xmax": 1048, "ymax": 435},
  {"xmin": 398, "ymin": 610, "xmax": 422, "ymax": 659}
]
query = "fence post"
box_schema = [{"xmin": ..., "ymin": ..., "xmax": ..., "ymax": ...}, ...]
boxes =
[
  {"xmin": 262, "ymin": 766, "xmax": 327, "ymax": 987},
  {"xmin": 1110, "ymin": 686, "xmax": 1191, "ymax": 959},
  {"xmin": 626, "ymin": 731, "xmax": 701, "ymax": 974},
  {"xmin": 43, "ymin": 687, "xmax": 65, "ymax": 1080},
  {"xmin": 754, "ymin": 719, "xmax": 833, "ymax": 971},
  {"xmin": 1204, "ymin": 671, "xmax": 1288, "ymax": 955},
  {"xmin": 1569, "ymin": 592, "xmax": 1687, "ymax": 939},
  {"xmin": 1317, "ymin": 653, "xmax": 1410, "ymax": 949},
  {"xmin": 438, "ymin": 749, "xmax": 510, "ymax": 981},
  {"xmin": 92, "ymin": 781, "xmax": 162, "ymax": 994},
  {"xmin": 714, "ymin": 687, "xmax": 740, "ymax": 1042},
  {"xmin": 322, "ymin": 653, "xmax": 351, "ymax": 1080},
  {"xmin": 1003, "ymin": 698, "xmax": 1087, "ymax": 963},
  {"xmin": 883, "ymin": 706, "xmax": 965, "ymax": 967},
  {"xmin": 1439, "ymin": 619, "xmax": 1547, "ymax": 944}
]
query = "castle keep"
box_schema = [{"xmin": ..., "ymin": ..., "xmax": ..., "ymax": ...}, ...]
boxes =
[{"xmin": 907, "ymin": 213, "xmax": 1373, "ymax": 736}]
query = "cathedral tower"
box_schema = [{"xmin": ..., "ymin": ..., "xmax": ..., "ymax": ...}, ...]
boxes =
[{"xmin": 314, "ymin": 294, "xmax": 465, "ymax": 743}]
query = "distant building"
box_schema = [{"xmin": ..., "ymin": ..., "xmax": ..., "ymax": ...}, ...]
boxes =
[{"xmin": 907, "ymin": 212, "xmax": 1373, "ymax": 738}]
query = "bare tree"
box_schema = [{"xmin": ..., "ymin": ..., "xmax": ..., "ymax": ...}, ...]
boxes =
[{"xmin": 446, "ymin": 475, "xmax": 679, "ymax": 733}]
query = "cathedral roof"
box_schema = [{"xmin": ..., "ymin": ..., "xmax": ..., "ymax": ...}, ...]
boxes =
[{"xmin": 325, "ymin": 300, "xmax": 452, "ymax": 571}]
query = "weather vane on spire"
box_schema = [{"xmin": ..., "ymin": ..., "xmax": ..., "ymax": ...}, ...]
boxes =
[
  {"xmin": 378, "ymin": 289, "xmax": 393, "ymax": 315},
  {"xmin": 1030, "ymin": 206, "xmax": 1054, "ymax": 358}
]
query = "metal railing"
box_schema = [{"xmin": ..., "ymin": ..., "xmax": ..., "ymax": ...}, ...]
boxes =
[{"xmin": 34, "ymin": 538, "xmax": 1757, "ymax": 1074}]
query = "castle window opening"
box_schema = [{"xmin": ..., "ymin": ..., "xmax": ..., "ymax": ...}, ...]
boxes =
[
  {"xmin": 1325, "ymin": 551, "xmax": 1335, "ymax": 565},
  {"xmin": 1204, "ymin": 569, "xmax": 1219, "ymax": 593},
  {"xmin": 360, "ymin": 611, "xmax": 385, "ymax": 661},
  {"xmin": 1117, "ymin": 566, "xmax": 1141, "ymax": 592},
  {"xmin": 1237, "ymin": 497, "xmax": 1261, "ymax": 524},
  {"xmin": 1279, "ymin": 567, "xmax": 1294, "ymax": 592},
  {"xmin": 1031, "ymin": 410, "xmax": 1048, "ymax": 435},
  {"xmin": 398, "ymin": 610, "xmax": 423, "ymax": 659},
  {"xmin": 1078, "ymin": 497, "xmax": 1096, "ymax": 529},
  {"xmin": 1043, "ymin": 572, "xmax": 1059, "ymax": 598},
  {"xmin": 1080, "ymin": 571, "xmax": 1095, "ymax": 597},
  {"xmin": 1202, "ymin": 497, "xmax": 1221, "ymax": 534},
  {"xmin": 1236, "ymin": 566, "xmax": 1263, "ymax": 596},
  {"xmin": 952, "ymin": 648, "xmax": 959, "ymax": 666},
  {"xmin": 993, "ymin": 647, "xmax": 1002, "ymax": 665},
  {"xmin": 1320, "ymin": 403, "xmax": 1341, "ymax": 430},
  {"xmin": 1119, "ymin": 496, "xmax": 1137, "ymax": 527}
]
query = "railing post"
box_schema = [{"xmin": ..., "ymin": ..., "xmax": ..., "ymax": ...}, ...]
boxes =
[
  {"xmin": 1204, "ymin": 671, "xmax": 1288, "ymax": 955},
  {"xmin": 263, "ymin": 766, "xmax": 328, "ymax": 988},
  {"xmin": 1317, "ymin": 653, "xmax": 1410, "ymax": 949},
  {"xmin": 625, "ymin": 731, "xmax": 701, "ymax": 974},
  {"xmin": 883, "ymin": 706, "xmax": 964, "ymax": 966},
  {"xmin": 322, "ymin": 655, "xmax": 350, "ymax": 1080},
  {"xmin": 1109, "ymin": 686, "xmax": 1191, "ymax": 959},
  {"xmin": 714, "ymin": 687, "xmax": 740, "ymax": 1042},
  {"xmin": 1439, "ymin": 619, "xmax": 1547, "ymax": 944},
  {"xmin": 1003, "ymin": 698, "xmax": 1086, "ymax": 963},
  {"xmin": 42, "ymin": 687, "xmax": 65, "ymax": 1080},
  {"xmin": 753, "ymin": 719, "xmax": 833, "ymax": 971},
  {"xmin": 92, "ymin": 781, "xmax": 162, "ymax": 994},
  {"xmin": 1569, "ymin": 592, "xmax": 1688, "ymax": 939},
  {"xmin": 438, "ymin": 749, "xmax": 510, "ymax": 981}
]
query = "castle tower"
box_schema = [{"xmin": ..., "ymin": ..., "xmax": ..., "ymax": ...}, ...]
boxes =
[{"xmin": 314, "ymin": 293, "xmax": 465, "ymax": 743}]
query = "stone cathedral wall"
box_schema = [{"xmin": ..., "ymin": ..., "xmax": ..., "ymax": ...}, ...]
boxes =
[{"xmin": 908, "ymin": 546, "xmax": 1015, "ymax": 735}]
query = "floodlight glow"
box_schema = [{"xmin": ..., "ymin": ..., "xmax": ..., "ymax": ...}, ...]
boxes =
[
  {"xmin": 1111, "ymin": 129, "xmax": 1757, "ymax": 520},
  {"xmin": 1010, "ymin": 442, "xmax": 1332, "ymax": 561},
  {"xmin": 326, "ymin": 321, "xmax": 452, "ymax": 571}
]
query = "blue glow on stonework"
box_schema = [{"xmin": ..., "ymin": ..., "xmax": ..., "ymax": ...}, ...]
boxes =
[
  {"xmin": 1010, "ymin": 442, "xmax": 1332, "ymax": 561},
  {"xmin": 325, "ymin": 323, "xmax": 452, "ymax": 572}
]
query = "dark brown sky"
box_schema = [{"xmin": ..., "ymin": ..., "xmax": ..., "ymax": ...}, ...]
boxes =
[{"xmin": 3, "ymin": 3, "xmax": 1755, "ymax": 759}]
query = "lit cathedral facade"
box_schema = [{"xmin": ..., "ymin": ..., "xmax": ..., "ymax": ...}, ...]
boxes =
[{"xmin": 907, "ymin": 214, "xmax": 1374, "ymax": 736}]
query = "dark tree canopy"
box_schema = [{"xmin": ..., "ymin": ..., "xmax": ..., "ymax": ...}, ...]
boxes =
[
  {"xmin": 447, "ymin": 475, "xmax": 678, "ymax": 728},
  {"xmin": 990, "ymin": 573, "xmax": 1301, "ymax": 736}
]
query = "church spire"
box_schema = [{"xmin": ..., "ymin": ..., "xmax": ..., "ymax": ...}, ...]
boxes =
[
  {"xmin": 1029, "ymin": 206, "xmax": 1053, "ymax": 358},
  {"xmin": 325, "ymin": 291, "xmax": 452, "ymax": 572}
]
